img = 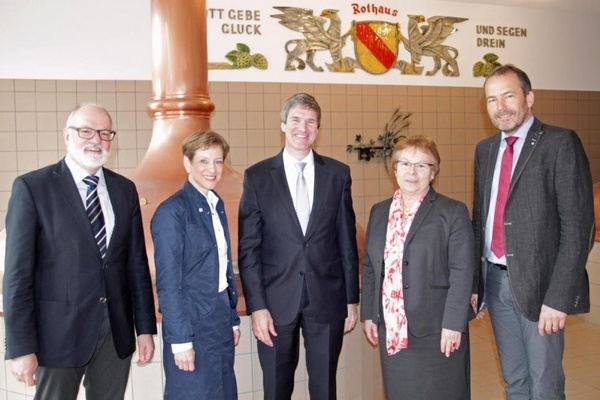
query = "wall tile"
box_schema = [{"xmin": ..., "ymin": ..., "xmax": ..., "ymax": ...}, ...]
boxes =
[
  {"xmin": 35, "ymin": 92, "xmax": 56, "ymax": 111},
  {"xmin": 97, "ymin": 80, "xmax": 117, "ymax": 93},
  {"xmin": 0, "ymin": 132, "xmax": 16, "ymax": 151},
  {"xmin": 0, "ymin": 93, "xmax": 15, "ymax": 112},
  {"xmin": 14, "ymin": 93, "xmax": 35, "ymax": 112},
  {"xmin": 77, "ymin": 81, "xmax": 96, "ymax": 92}
]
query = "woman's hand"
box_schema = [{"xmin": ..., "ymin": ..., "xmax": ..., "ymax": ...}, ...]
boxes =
[
  {"xmin": 233, "ymin": 328, "xmax": 241, "ymax": 346},
  {"xmin": 440, "ymin": 328, "xmax": 461, "ymax": 358},
  {"xmin": 174, "ymin": 348, "xmax": 196, "ymax": 372},
  {"xmin": 363, "ymin": 319, "xmax": 379, "ymax": 346}
]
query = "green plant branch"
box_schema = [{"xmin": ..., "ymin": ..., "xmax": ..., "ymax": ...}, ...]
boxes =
[{"xmin": 346, "ymin": 108, "xmax": 411, "ymax": 171}]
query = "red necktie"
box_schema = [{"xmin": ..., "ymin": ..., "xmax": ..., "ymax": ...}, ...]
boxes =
[{"xmin": 491, "ymin": 136, "xmax": 518, "ymax": 258}]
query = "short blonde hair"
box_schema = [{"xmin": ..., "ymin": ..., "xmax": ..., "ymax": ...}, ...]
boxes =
[{"xmin": 182, "ymin": 130, "xmax": 230, "ymax": 161}]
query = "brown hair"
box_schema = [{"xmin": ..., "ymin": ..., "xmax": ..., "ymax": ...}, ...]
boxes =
[
  {"xmin": 392, "ymin": 135, "xmax": 441, "ymax": 175},
  {"xmin": 280, "ymin": 92, "xmax": 322, "ymax": 128},
  {"xmin": 182, "ymin": 130, "xmax": 230, "ymax": 161},
  {"xmin": 484, "ymin": 64, "xmax": 532, "ymax": 95}
]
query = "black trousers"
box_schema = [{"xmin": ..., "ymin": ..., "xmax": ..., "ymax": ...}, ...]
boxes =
[
  {"xmin": 34, "ymin": 308, "xmax": 132, "ymax": 400},
  {"xmin": 257, "ymin": 309, "xmax": 345, "ymax": 400}
]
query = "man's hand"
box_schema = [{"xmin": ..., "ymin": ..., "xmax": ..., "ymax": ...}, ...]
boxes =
[
  {"xmin": 11, "ymin": 353, "xmax": 38, "ymax": 386},
  {"xmin": 251, "ymin": 309, "xmax": 277, "ymax": 347},
  {"xmin": 363, "ymin": 320, "xmax": 379, "ymax": 346},
  {"xmin": 538, "ymin": 304, "xmax": 567, "ymax": 336},
  {"xmin": 471, "ymin": 294, "xmax": 485, "ymax": 320},
  {"xmin": 136, "ymin": 334, "xmax": 155, "ymax": 365},
  {"xmin": 344, "ymin": 303, "xmax": 358, "ymax": 333}
]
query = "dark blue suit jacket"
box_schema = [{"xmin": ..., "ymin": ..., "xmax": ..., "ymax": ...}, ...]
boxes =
[
  {"xmin": 238, "ymin": 150, "xmax": 359, "ymax": 325},
  {"xmin": 3, "ymin": 159, "xmax": 157, "ymax": 367},
  {"xmin": 151, "ymin": 181, "xmax": 239, "ymax": 345}
]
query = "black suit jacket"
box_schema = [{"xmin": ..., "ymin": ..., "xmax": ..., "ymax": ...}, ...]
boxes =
[
  {"xmin": 238, "ymin": 150, "xmax": 359, "ymax": 325},
  {"xmin": 3, "ymin": 159, "xmax": 157, "ymax": 367},
  {"xmin": 472, "ymin": 118, "xmax": 594, "ymax": 320},
  {"xmin": 361, "ymin": 188, "xmax": 476, "ymax": 336}
]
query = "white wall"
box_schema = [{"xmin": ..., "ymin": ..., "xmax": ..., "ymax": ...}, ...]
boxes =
[{"xmin": 0, "ymin": 0, "xmax": 599, "ymax": 90}]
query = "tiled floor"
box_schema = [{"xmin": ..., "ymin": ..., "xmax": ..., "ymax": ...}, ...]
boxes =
[{"xmin": 470, "ymin": 315, "xmax": 600, "ymax": 400}]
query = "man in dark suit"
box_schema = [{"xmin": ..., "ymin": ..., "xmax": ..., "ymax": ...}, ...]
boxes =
[
  {"xmin": 238, "ymin": 93, "xmax": 359, "ymax": 399},
  {"xmin": 472, "ymin": 65, "xmax": 594, "ymax": 399},
  {"xmin": 3, "ymin": 103, "xmax": 157, "ymax": 400}
]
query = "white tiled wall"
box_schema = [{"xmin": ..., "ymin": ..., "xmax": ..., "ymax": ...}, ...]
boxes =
[{"xmin": 0, "ymin": 78, "xmax": 598, "ymax": 399}]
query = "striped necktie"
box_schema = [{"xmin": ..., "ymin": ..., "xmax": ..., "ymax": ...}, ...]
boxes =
[{"xmin": 83, "ymin": 175, "xmax": 107, "ymax": 259}]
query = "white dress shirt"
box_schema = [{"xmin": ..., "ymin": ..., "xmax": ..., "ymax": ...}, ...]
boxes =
[{"xmin": 64, "ymin": 156, "xmax": 115, "ymax": 247}]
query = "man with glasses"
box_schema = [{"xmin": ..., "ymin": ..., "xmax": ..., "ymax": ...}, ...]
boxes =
[{"xmin": 3, "ymin": 103, "xmax": 157, "ymax": 400}]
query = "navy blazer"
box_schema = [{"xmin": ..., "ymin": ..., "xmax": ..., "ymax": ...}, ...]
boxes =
[
  {"xmin": 3, "ymin": 159, "xmax": 157, "ymax": 367},
  {"xmin": 361, "ymin": 188, "xmax": 476, "ymax": 336},
  {"xmin": 151, "ymin": 181, "xmax": 239, "ymax": 345},
  {"xmin": 473, "ymin": 118, "xmax": 593, "ymax": 320},
  {"xmin": 238, "ymin": 150, "xmax": 359, "ymax": 325}
]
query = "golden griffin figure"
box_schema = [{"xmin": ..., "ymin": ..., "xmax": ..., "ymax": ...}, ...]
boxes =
[
  {"xmin": 400, "ymin": 15, "xmax": 468, "ymax": 76},
  {"xmin": 271, "ymin": 7, "xmax": 355, "ymax": 72}
]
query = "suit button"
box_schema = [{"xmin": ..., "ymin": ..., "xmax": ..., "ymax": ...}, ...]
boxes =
[
  {"xmin": 403, "ymin": 261, "xmax": 408, "ymax": 266},
  {"xmin": 404, "ymin": 284, "xmax": 409, "ymax": 289},
  {"xmin": 298, "ymin": 271, "xmax": 305, "ymax": 277},
  {"xmin": 99, "ymin": 297, "xmax": 107, "ymax": 304}
]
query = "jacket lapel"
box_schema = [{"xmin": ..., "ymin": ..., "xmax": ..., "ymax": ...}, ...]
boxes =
[
  {"xmin": 304, "ymin": 152, "xmax": 328, "ymax": 237},
  {"xmin": 483, "ymin": 133, "xmax": 501, "ymax": 221},
  {"xmin": 269, "ymin": 152, "xmax": 303, "ymax": 234},
  {"xmin": 509, "ymin": 118, "xmax": 544, "ymax": 194},
  {"xmin": 405, "ymin": 188, "xmax": 436, "ymax": 247},
  {"xmin": 54, "ymin": 159, "xmax": 100, "ymax": 254}
]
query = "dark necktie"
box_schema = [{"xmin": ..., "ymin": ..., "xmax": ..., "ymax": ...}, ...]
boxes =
[
  {"xmin": 83, "ymin": 175, "xmax": 107, "ymax": 259},
  {"xmin": 491, "ymin": 136, "xmax": 518, "ymax": 258},
  {"xmin": 295, "ymin": 162, "xmax": 310, "ymax": 235}
]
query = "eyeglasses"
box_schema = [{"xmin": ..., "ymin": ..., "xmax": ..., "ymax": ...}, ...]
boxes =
[
  {"xmin": 68, "ymin": 126, "xmax": 116, "ymax": 141},
  {"xmin": 395, "ymin": 160, "xmax": 435, "ymax": 172}
]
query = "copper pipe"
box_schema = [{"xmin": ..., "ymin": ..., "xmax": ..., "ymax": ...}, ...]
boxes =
[{"xmin": 130, "ymin": 0, "xmax": 243, "ymax": 280}]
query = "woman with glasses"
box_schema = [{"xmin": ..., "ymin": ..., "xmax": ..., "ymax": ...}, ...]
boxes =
[{"xmin": 361, "ymin": 135, "xmax": 477, "ymax": 399}]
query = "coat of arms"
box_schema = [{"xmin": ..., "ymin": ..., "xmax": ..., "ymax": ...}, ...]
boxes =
[{"xmin": 270, "ymin": 6, "xmax": 468, "ymax": 76}]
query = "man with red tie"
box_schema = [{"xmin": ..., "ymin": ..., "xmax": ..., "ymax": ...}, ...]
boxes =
[{"xmin": 472, "ymin": 65, "xmax": 594, "ymax": 400}]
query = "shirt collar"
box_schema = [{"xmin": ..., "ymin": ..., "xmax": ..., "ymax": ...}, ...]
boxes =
[
  {"xmin": 199, "ymin": 189, "xmax": 220, "ymax": 208},
  {"xmin": 283, "ymin": 148, "xmax": 314, "ymax": 167},
  {"xmin": 501, "ymin": 115, "xmax": 534, "ymax": 142},
  {"xmin": 64, "ymin": 155, "xmax": 106, "ymax": 184}
]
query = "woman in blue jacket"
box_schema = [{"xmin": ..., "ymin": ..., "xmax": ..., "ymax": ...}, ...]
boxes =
[{"xmin": 151, "ymin": 130, "xmax": 240, "ymax": 400}]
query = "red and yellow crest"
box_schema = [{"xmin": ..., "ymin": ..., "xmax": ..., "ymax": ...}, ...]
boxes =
[{"xmin": 351, "ymin": 21, "xmax": 400, "ymax": 74}]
